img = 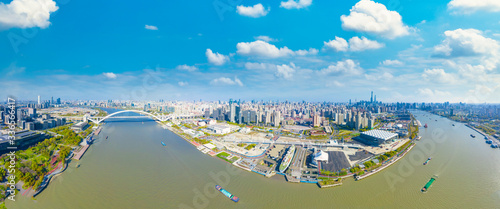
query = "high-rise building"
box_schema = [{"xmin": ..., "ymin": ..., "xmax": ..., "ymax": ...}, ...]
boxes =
[
  {"xmin": 28, "ymin": 108, "xmax": 37, "ymax": 118},
  {"xmin": 273, "ymin": 111, "xmax": 281, "ymax": 127},
  {"xmin": 235, "ymin": 106, "xmax": 242, "ymax": 124},
  {"xmin": 313, "ymin": 113, "xmax": 321, "ymax": 127},
  {"xmin": 371, "ymin": 91, "xmax": 373, "ymax": 103},
  {"xmin": 229, "ymin": 103, "xmax": 236, "ymax": 123},
  {"xmin": 264, "ymin": 111, "xmax": 271, "ymax": 124},
  {"xmin": 38, "ymin": 95, "xmax": 41, "ymax": 105}
]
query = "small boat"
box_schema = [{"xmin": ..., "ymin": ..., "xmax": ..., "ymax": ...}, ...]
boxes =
[
  {"xmin": 470, "ymin": 134, "xmax": 476, "ymax": 138},
  {"xmin": 106, "ymin": 136, "xmax": 108, "ymax": 139},
  {"xmin": 452, "ymin": 124, "xmax": 455, "ymax": 126},
  {"xmin": 161, "ymin": 141, "xmax": 166, "ymax": 146},
  {"xmin": 424, "ymin": 124, "xmax": 428, "ymax": 128},
  {"xmin": 423, "ymin": 157, "xmax": 432, "ymax": 165},
  {"xmin": 491, "ymin": 144, "xmax": 499, "ymax": 148},
  {"xmin": 486, "ymin": 140, "xmax": 492, "ymax": 144},
  {"xmin": 215, "ymin": 185, "xmax": 239, "ymax": 202},
  {"xmin": 421, "ymin": 175, "xmax": 438, "ymax": 192},
  {"xmin": 76, "ymin": 163, "xmax": 80, "ymax": 168}
]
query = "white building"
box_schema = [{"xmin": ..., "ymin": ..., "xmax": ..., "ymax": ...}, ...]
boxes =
[{"xmin": 207, "ymin": 125, "xmax": 231, "ymax": 134}]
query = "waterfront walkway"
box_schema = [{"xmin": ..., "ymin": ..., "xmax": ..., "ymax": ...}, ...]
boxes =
[
  {"xmin": 72, "ymin": 145, "xmax": 89, "ymax": 160},
  {"xmin": 33, "ymin": 153, "xmax": 72, "ymax": 197}
]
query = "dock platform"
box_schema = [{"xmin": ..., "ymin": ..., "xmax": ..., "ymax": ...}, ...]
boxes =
[{"xmin": 72, "ymin": 145, "xmax": 89, "ymax": 160}]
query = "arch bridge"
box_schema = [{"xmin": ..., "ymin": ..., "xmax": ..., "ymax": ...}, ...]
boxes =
[{"xmin": 85, "ymin": 110, "xmax": 176, "ymax": 124}]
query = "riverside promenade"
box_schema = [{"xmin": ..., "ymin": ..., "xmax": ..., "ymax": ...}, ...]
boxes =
[
  {"xmin": 355, "ymin": 143, "xmax": 416, "ymax": 181},
  {"xmin": 33, "ymin": 153, "xmax": 73, "ymax": 197}
]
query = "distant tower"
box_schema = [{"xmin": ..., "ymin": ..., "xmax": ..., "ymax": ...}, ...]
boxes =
[
  {"xmin": 38, "ymin": 95, "xmax": 41, "ymax": 105},
  {"xmin": 370, "ymin": 91, "xmax": 373, "ymax": 103},
  {"xmin": 374, "ymin": 95, "xmax": 377, "ymax": 103}
]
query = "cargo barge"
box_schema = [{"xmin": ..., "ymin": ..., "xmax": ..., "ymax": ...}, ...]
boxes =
[
  {"xmin": 421, "ymin": 176, "xmax": 437, "ymax": 192},
  {"xmin": 423, "ymin": 157, "xmax": 432, "ymax": 165},
  {"xmin": 215, "ymin": 185, "xmax": 239, "ymax": 202}
]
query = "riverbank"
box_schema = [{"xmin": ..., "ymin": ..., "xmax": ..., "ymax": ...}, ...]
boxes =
[
  {"xmin": 160, "ymin": 120, "xmax": 420, "ymax": 188},
  {"xmin": 355, "ymin": 143, "xmax": 416, "ymax": 181},
  {"xmin": 427, "ymin": 111, "xmax": 499, "ymax": 147},
  {"xmin": 466, "ymin": 124, "xmax": 500, "ymax": 146}
]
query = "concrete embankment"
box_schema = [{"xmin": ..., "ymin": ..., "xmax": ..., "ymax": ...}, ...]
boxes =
[{"xmin": 355, "ymin": 143, "xmax": 416, "ymax": 181}]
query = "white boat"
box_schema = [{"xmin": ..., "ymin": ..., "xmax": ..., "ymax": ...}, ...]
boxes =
[{"xmin": 279, "ymin": 145, "xmax": 296, "ymax": 173}]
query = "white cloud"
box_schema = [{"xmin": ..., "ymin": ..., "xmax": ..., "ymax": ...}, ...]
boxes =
[
  {"xmin": 103, "ymin": 72, "xmax": 117, "ymax": 79},
  {"xmin": 444, "ymin": 60, "xmax": 491, "ymax": 82},
  {"xmin": 0, "ymin": 0, "xmax": 58, "ymax": 29},
  {"xmin": 340, "ymin": 0, "xmax": 411, "ymax": 39},
  {"xmin": 4, "ymin": 63, "xmax": 25, "ymax": 76},
  {"xmin": 323, "ymin": 37, "xmax": 348, "ymax": 52},
  {"xmin": 206, "ymin": 49, "xmax": 229, "ymax": 65},
  {"xmin": 280, "ymin": 0, "xmax": 312, "ymax": 9},
  {"xmin": 319, "ymin": 59, "xmax": 362, "ymax": 75},
  {"xmin": 433, "ymin": 28, "xmax": 499, "ymax": 58},
  {"xmin": 145, "ymin": 25, "xmax": 158, "ymax": 30},
  {"xmin": 237, "ymin": 4, "xmax": 270, "ymax": 18},
  {"xmin": 365, "ymin": 72, "xmax": 393, "ymax": 81},
  {"xmin": 176, "ymin": 64, "xmax": 198, "ymax": 72},
  {"xmin": 417, "ymin": 88, "xmax": 452, "ymax": 99},
  {"xmin": 178, "ymin": 81, "xmax": 188, "ymax": 86},
  {"xmin": 348, "ymin": 36, "xmax": 384, "ymax": 51},
  {"xmin": 276, "ymin": 63, "xmax": 296, "ymax": 80},
  {"xmin": 296, "ymin": 48, "xmax": 319, "ymax": 55},
  {"xmin": 422, "ymin": 69, "xmax": 457, "ymax": 84},
  {"xmin": 330, "ymin": 81, "xmax": 344, "ymax": 87},
  {"xmin": 210, "ymin": 77, "xmax": 243, "ymax": 86},
  {"xmin": 236, "ymin": 40, "xmax": 316, "ymax": 58},
  {"xmin": 255, "ymin": 35, "xmax": 277, "ymax": 42},
  {"xmin": 381, "ymin": 59, "xmax": 403, "ymax": 66},
  {"xmin": 244, "ymin": 62, "xmax": 275, "ymax": 70},
  {"xmin": 448, "ymin": 0, "xmax": 500, "ymax": 14},
  {"xmin": 467, "ymin": 84, "xmax": 500, "ymax": 103},
  {"xmin": 323, "ymin": 36, "xmax": 384, "ymax": 52}
]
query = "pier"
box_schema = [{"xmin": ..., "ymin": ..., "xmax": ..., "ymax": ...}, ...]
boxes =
[{"xmin": 72, "ymin": 144, "xmax": 90, "ymax": 160}]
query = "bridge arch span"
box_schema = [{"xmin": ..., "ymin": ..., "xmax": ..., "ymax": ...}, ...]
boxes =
[{"xmin": 89, "ymin": 110, "xmax": 171, "ymax": 124}]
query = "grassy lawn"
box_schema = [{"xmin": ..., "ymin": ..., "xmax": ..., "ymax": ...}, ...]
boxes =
[
  {"xmin": 245, "ymin": 144, "xmax": 256, "ymax": 150},
  {"xmin": 318, "ymin": 177, "xmax": 342, "ymax": 186},
  {"xmin": 217, "ymin": 152, "xmax": 238, "ymax": 163},
  {"xmin": 217, "ymin": 152, "xmax": 230, "ymax": 158},
  {"xmin": 307, "ymin": 135, "xmax": 329, "ymax": 140}
]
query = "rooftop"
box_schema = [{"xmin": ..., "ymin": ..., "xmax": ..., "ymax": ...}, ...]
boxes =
[{"xmin": 361, "ymin": 129, "xmax": 398, "ymax": 140}]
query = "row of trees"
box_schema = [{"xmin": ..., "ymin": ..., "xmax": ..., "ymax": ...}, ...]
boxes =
[
  {"xmin": 0, "ymin": 124, "xmax": 86, "ymax": 191},
  {"xmin": 320, "ymin": 168, "xmax": 348, "ymax": 177}
]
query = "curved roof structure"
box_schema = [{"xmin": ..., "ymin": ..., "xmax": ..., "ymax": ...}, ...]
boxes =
[{"xmin": 314, "ymin": 150, "xmax": 328, "ymax": 162}]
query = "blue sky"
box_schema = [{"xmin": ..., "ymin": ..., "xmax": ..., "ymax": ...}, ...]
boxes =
[{"xmin": 1, "ymin": 0, "xmax": 499, "ymax": 103}]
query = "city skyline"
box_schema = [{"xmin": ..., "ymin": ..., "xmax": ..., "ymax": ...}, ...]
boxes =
[{"xmin": 1, "ymin": 0, "xmax": 500, "ymax": 103}]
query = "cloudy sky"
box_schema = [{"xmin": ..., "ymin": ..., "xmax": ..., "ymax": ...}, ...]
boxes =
[{"xmin": 1, "ymin": 0, "xmax": 499, "ymax": 103}]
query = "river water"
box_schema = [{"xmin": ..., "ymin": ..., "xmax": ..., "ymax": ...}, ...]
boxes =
[{"xmin": 7, "ymin": 109, "xmax": 500, "ymax": 208}]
